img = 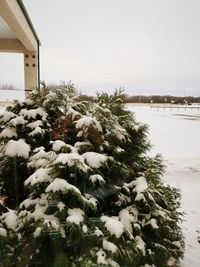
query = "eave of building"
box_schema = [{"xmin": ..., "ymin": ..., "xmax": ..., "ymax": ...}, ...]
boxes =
[
  {"xmin": 16, "ymin": 0, "xmax": 40, "ymax": 46},
  {"xmin": 0, "ymin": 0, "xmax": 40, "ymax": 53}
]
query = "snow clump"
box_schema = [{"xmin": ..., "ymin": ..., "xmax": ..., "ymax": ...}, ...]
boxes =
[
  {"xmin": 4, "ymin": 139, "xmax": 30, "ymax": 158},
  {"xmin": 46, "ymin": 178, "xmax": 80, "ymax": 194},
  {"xmin": 66, "ymin": 208, "xmax": 85, "ymax": 225},
  {"xmin": 101, "ymin": 216, "xmax": 124, "ymax": 238},
  {"xmin": 82, "ymin": 152, "xmax": 108, "ymax": 168}
]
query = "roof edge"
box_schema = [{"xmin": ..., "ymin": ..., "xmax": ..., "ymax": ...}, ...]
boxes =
[{"xmin": 16, "ymin": 0, "xmax": 41, "ymax": 45}]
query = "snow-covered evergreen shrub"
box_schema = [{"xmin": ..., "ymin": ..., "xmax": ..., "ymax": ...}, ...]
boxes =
[{"xmin": 0, "ymin": 85, "xmax": 184, "ymax": 267}]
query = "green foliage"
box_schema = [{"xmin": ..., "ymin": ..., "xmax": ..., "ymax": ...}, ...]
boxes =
[{"xmin": 0, "ymin": 86, "xmax": 184, "ymax": 267}]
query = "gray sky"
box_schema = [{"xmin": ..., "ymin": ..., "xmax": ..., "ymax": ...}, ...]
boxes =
[{"xmin": 1, "ymin": 0, "xmax": 200, "ymax": 96}]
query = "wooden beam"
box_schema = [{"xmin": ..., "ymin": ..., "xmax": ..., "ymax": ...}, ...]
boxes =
[{"xmin": 0, "ymin": 38, "xmax": 26, "ymax": 53}]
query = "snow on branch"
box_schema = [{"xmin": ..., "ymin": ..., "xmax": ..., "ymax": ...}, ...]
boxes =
[{"xmin": 4, "ymin": 139, "xmax": 30, "ymax": 158}]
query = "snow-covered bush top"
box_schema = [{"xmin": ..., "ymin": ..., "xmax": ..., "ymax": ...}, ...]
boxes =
[
  {"xmin": 4, "ymin": 139, "xmax": 30, "ymax": 158},
  {"xmin": 0, "ymin": 86, "xmax": 184, "ymax": 267}
]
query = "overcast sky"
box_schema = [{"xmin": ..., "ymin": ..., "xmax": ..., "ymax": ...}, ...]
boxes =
[{"xmin": 1, "ymin": 0, "xmax": 200, "ymax": 96}]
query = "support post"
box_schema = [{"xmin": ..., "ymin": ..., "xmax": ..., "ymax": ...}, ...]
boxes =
[{"xmin": 24, "ymin": 51, "xmax": 38, "ymax": 96}]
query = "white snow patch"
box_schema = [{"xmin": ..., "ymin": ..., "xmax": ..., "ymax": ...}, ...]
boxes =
[
  {"xmin": 84, "ymin": 193, "xmax": 98, "ymax": 207},
  {"xmin": 103, "ymin": 239, "xmax": 118, "ymax": 253},
  {"xmin": 46, "ymin": 178, "xmax": 80, "ymax": 194},
  {"xmin": 54, "ymin": 153, "xmax": 89, "ymax": 172},
  {"xmin": 96, "ymin": 249, "xmax": 107, "ymax": 265},
  {"xmin": 27, "ymin": 195, "xmax": 48, "ymax": 221},
  {"xmin": 32, "ymin": 206, "xmax": 48, "ymax": 222},
  {"xmin": 33, "ymin": 146, "xmax": 45, "ymax": 153},
  {"xmin": 25, "ymin": 168, "xmax": 51, "ymax": 186},
  {"xmin": 60, "ymin": 228, "xmax": 66, "ymax": 238},
  {"xmin": 89, "ymin": 174, "xmax": 106, "ymax": 184},
  {"xmin": 95, "ymin": 227, "xmax": 103, "ymax": 237},
  {"xmin": 107, "ymin": 258, "xmax": 120, "ymax": 267},
  {"xmin": 0, "ymin": 127, "xmax": 17, "ymax": 138},
  {"xmin": 24, "ymin": 99, "xmax": 35, "ymax": 105},
  {"xmin": 66, "ymin": 107, "xmax": 80, "ymax": 120},
  {"xmin": 52, "ymin": 140, "xmax": 67, "ymax": 152},
  {"xmin": 55, "ymin": 153, "xmax": 80, "ymax": 165},
  {"xmin": 33, "ymin": 227, "xmax": 42, "ymax": 237},
  {"xmin": 30, "ymin": 148, "xmax": 49, "ymax": 160},
  {"xmin": 135, "ymin": 235, "xmax": 146, "ymax": 255},
  {"xmin": 27, "ymin": 120, "xmax": 43, "ymax": 129},
  {"xmin": 28, "ymin": 158, "xmax": 50, "ymax": 169},
  {"xmin": 101, "ymin": 216, "xmax": 124, "ymax": 238},
  {"xmin": 0, "ymin": 227, "xmax": 7, "ymax": 237},
  {"xmin": 114, "ymin": 125, "xmax": 127, "ymax": 140},
  {"xmin": 82, "ymin": 152, "xmax": 108, "ymax": 168},
  {"xmin": 147, "ymin": 218, "xmax": 159, "ymax": 229},
  {"xmin": 43, "ymin": 219, "xmax": 59, "ymax": 230},
  {"xmin": 29, "ymin": 126, "xmax": 45, "ymax": 136},
  {"xmin": 74, "ymin": 141, "xmax": 92, "ymax": 150},
  {"xmin": 125, "ymin": 176, "xmax": 148, "ymax": 201},
  {"xmin": 82, "ymin": 224, "xmax": 88, "ymax": 233},
  {"xmin": 135, "ymin": 193, "xmax": 146, "ymax": 202},
  {"xmin": 126, "ymin": 176, "xmax": 148, "ymax": 193},
  {"xmin": 57, "ymin": 202, "xmax": 65, "ymax": 211},
  {"xmin": 66, "ymin": 208, "xmax": 84, "ymax": 225},
  {"xmin": 8, "ymin": 116, "xmax": 26, "ymax": 127},
  {"xmin": 20, "ymin": 108, "xmax": 47, "ymax": 119},
  {"xmin": 1, "ymin": 209, "xmax": 18, "ymax": 230},
  {"xmin": 76, "ymin": 116, "xmax": 102, "ymax": 132},
  {"xmin": 119, "ymin": 207, "xmax": 138, "ymax": 233},
  {"xmin": 77, "ymin": 130, "xmax": 83, "ymax": 137},
  {"xmin": 115, "ymin": 147, "xmax": 125, "ymax": 153},
  {"xmin": 20, "ymin": 197, "xmax": 38, "ymax": 209},
  {"xmin": 0, "ymin": 111, "xmax": 16, "ymax": 123},
  {"xmin": 28, "ymin": 149, "xmax": 55, "ymax": 168},
  {"xmin": 19, "ymin": 194, "xmax": 59, "ymax": 226},
  {"xmin": 4, "ymin": 139, "xmax": 30, "ymax": 158}
]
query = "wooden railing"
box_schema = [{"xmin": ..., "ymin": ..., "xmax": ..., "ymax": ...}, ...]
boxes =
[{"xmin": 150, "ymin": 104, "xmax": 200, "ymax": 111}]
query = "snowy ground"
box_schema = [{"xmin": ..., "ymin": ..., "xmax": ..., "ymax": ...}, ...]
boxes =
[{"xmin": 128, "ymin": 104, "xmax": 200, "ymax": 267}]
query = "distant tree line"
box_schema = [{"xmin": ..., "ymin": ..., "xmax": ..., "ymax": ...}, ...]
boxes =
[
  {"xmin": 0, "ymin": 83, "xmax": 16, "ymax": 90},
  {"xmin": 1, "ymin": 82, "xmax": 199, "ymax": 104}
]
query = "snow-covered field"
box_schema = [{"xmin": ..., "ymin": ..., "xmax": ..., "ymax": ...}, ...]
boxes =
[{"xmin": 128, "ymin": 104, "xmax": 200, "ymax": 267}]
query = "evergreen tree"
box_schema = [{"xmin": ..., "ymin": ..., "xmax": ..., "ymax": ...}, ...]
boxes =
[{"xmin": 0, "ymin": 85, "xmax": 184, "ymax": 267}]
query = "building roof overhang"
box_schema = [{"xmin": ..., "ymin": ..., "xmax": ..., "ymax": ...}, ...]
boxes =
[{"xmin": 0, "ymin": 0, "xmax": 40, "ymax": 53}]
